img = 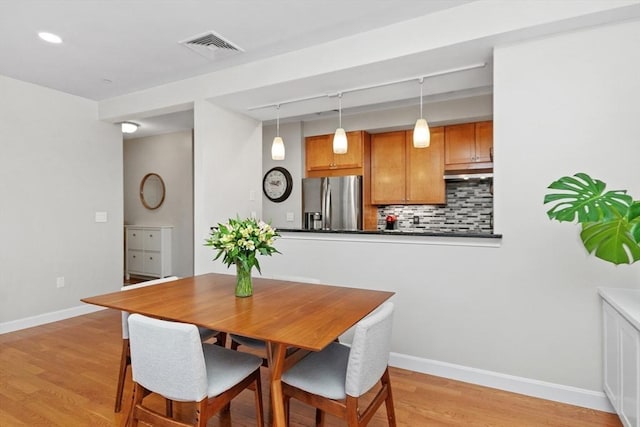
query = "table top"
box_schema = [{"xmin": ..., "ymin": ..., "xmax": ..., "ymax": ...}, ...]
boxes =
[{"xmin": 81, "ymin": 273, "xmax": 394, "ymax": 351}]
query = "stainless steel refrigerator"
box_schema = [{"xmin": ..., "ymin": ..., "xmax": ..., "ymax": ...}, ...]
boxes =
[{"xmin": 302, "ymin": 175, "xmax": 362, "ymax": 231}]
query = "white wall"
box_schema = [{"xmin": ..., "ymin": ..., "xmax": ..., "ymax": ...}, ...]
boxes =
[
  {"xmin": 0, "ymin": 75, "xmax": 123, "ymax": 323},
  {"xmin": 262, "ymin": 122, "xmax": 304, "ymax": 228},
  {"xmin": 124, "ymin": 130, "xmax": 194, "ymax": 277},
  {"xmin": 193, "ymin": 100, "xmax": 262, "ymax": 275},
  {"xmin": 491, "ymin": 18, "xmax": 640, "ymax": 386},
  {"xmin": 259, "ymin": 20, "xmax": 640, "ymax": 401}
]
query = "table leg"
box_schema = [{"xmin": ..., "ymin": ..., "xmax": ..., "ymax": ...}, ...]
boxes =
[{"xmin": 267, "ymin": 342, "xmax": 288, "ymax": 427}]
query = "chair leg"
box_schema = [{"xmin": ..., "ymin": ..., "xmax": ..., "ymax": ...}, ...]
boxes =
[
  {"xmin": 114, "ymin": 339, "xmax": 130, "ymax": 413},
  {"xmin": 345, "ymin": 395, "xmax": 359, "ymax": 427},
  {"xmin": 381, "ymin": 369, "xmax": 396, "ymax": 427},
  {"xmin": 165, "ymin": 399, "xmax": 173, "ymax": 418},
  {"xmin": 129, "ymin": 382, "xmax": 146, "ymax": 427},
  {"xmin": 315, "ymin": 408, "xmax": 325, "ymax": 427},
  {"xmin": 195, "ymin": 400, "xmax": 208, "ymax": 427},
  {"xmin": 283, "ymin": 396, "xmax": 290, "ymax": 427},
  {"xmin": 253, "ymin": 370, "xmax": 264, "ymax": 427},
  {"xmin": 215, "ymin": 331, "xmax": 227, "ymax": 347}
]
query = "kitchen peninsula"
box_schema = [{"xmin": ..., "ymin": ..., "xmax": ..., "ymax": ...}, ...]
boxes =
[
  {"xmin": 276, "ymin": 228, "xmax": 502, "ymax": 254},
  {"xmin": 277, "ymin": 228, "xmax": 501, "ymax": 238}
]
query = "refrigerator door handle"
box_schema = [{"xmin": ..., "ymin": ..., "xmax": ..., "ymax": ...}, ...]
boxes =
[{"xmin": 322, "ymin": 178, "xmax": 331, "ymax": 230}]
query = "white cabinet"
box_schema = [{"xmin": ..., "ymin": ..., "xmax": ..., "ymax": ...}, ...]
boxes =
[
  {"xmin": 125, "ymin": 226, "xmax": 172, "ymax": 279},
  {"xmin": 600, "ymin": 288, "xmax": 640, "ymax": 427}
]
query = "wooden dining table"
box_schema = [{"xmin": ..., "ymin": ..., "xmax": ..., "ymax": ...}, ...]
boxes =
[{"xmin": 81, "ymin": 273, "xmax": 394, "ymax": 427}]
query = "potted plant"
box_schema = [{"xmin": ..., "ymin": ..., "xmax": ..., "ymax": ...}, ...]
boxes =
[
  {"xmin": 544, "ymin": 172, "xmax": 640, "ymax": 265},
  {"xmin": 205, "ymin": 217, "xmax": 280, "ymax": 297}
]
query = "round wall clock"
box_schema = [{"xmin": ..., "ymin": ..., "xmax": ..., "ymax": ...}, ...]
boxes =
[{"xmin": 263, "ymin": 167, "xmax": 293, "ymax": 203}]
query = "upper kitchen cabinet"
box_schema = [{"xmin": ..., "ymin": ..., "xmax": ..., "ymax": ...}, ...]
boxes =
[
  {"xmin": 305, "ymin": 131, "xmax": 366, "ymax": 177},
  {"xmin": 444, "ymin": 121, "xmax": 493, "ymax": 171},
  {"xmin": 370, "ymin": 127, "xmax": 445, "ymax": 205}
]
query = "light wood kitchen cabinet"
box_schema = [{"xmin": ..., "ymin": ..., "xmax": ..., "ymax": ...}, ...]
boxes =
[
  {"xmin": 445, "ymin": 120, "xmax": 493, "ymax": 171},
  {"xmin": 305, "ymin": 131, "xmax": 364, "ymax": 175},
  {"xmin": 370, "ymin": 127, "xmax": 445, "ymax": 205},
  {"xmin": 304, "ymin": 131, "xmax": 377, "ymax": 230}
]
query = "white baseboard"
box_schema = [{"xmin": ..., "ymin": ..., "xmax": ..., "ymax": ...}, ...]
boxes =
[
  {"xmin": 0, "ymin": 307, "xmax": 614, "ymax": 414},
  {"xmin": 0, "ymin": 304, "xmax": 106, "ymax": 334},
  {"xmin": 389, "ymin": 352, "xmax": 614, "ymax": 413}
]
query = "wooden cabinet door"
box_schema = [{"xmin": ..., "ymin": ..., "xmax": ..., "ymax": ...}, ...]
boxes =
[
  {"xmin": 405, "ymin": 127, "xmax": 445, "ymax": 204},
  {"xmin": 333, "ymin": 131, "xmax": 363, "ymax": 169},
  {"xmin": 306, "ymin": 134, "xmax": 334, "ymax": 172},
  {"xmin": 371, "ymin": 131, "xmax": 406, "ymax": 204},
  {"xmin": 475, "ymin": 121, "xmax": 493, "ymax": 163},
  {"xmin": 445, "ymin": 123, "xmax": 476, "ymax": 168}
]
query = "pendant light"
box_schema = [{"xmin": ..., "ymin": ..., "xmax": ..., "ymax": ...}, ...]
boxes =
[
  {"xmin": 413, "ymin": 78, "xmax": 430, "ymax": 148},
  {"xmin": 271, "ymin": 105, "xmax": 285, "ymax": 160},
  {"xmin": 333, "ymin": 93, "xmax": 348, "ymax": 154}
]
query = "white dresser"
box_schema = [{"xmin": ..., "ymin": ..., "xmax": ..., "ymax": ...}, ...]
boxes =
[
  {"xmin": 125, "ymin": 225, "xmax": 173, "ymax": 279},
  {"xmin": 599, "ymin": 287, "xmax": 640, "ymax": 427}
]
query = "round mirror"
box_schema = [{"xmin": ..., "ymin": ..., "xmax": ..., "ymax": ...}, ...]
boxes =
[{"xmin": 139, "ymin": 173, "xmax": 165, "ymax": 210}]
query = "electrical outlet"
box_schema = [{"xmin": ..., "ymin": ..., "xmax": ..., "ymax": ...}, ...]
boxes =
[
  {"xmin": 286, "ymin": 212, "xmax": 294, "ymax": 222},
  {"xmin": 413, "ymin": 216, "xmax": 420, "ymax": 225},
  {"xmin": 56, "ymin": 277, "xmax": 65, "ymax": 288}
]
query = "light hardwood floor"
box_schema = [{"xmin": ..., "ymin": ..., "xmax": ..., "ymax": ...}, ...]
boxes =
[{"xmin": 0, "ymin": 310, "xmax": 621, "ymax": 426}]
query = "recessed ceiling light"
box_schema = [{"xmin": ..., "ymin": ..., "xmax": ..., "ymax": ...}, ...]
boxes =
[
  {"xmin": 38, "ymin": 32, "xmax": 62, "ymax": 44},
  {"xmin": 121, "ymin": 122, "xmax": 139, "ymax": 134}
]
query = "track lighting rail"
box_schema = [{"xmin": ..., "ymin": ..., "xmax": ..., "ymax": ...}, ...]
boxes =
[{"xmin": 247, "ymin": 62, "xmax": 486, "ymax": 112}]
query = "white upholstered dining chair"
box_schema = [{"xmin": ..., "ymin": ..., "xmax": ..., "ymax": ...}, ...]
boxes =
[
  {"xmin": 114, "ymin": 276, "xmax": 221, "ymax": 412},
  {"xmin": 281, "ymin": 301, "xmax": 396, "ymax": 427},
  {"xmin": 127, "ymin": 313, "xmax": 264, "ymax": 427}
]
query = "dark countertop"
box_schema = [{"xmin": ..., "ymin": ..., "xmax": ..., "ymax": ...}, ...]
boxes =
[{"xmin": 276, "ymin": 228, "xmax": 502, "ymax": 239}]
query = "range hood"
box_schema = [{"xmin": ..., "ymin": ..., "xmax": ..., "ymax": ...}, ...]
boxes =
[{"xmin": 444, "ymin": 172, "xmax": 493, "ymax": 181}]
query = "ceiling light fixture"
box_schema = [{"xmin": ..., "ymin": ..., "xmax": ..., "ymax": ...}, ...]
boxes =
[
  {"xmin": 121, "ymin": 122, "xmax": 139, "ymax": 134},
  {"xmin": 38, "ymin": 32, "xmax": 62, "ymax": 44},
  {"xmin": 271, "ymin": 105, "xmax": 285, "ymax": 160},
  {"xmin": 413, "ymin": 78, "xmax": 430, "ymax": 148},
  {"xmin": 333, "ymin": 93, "xmax": 348, "ymax": 154}
]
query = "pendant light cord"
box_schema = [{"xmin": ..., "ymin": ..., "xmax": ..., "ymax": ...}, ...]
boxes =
[
  {"xmin": 419, "ymin": 78, "xmax": 424, "ymax": 119},
  {"xmin": 276, "ymin": 104, "xmax": 280, "ymax": 136},
  {"xmin": 338, "ymin": 93, "xmax": 343, "ymax": 128}
]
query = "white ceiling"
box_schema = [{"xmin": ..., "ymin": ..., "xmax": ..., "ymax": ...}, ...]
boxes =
[
  {"xmin": 0, "ymin": 0, "xmax": 472, "ymax": 100},
  {"xmin": 2, "ymin": 1, "xmax": 640, "ymax": 139}
]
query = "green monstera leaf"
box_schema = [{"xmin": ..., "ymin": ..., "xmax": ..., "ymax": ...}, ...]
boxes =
[
  {"xmin": 544, "ymin": 173, "xmax": 631, "ymax": 222},
  {"xmin": 544, "ymin": 173, "xmax": 640, "ymax": 265},
  {"xmin": 580, "ymin": 202, "xmax": 640, "ymax": 265}
]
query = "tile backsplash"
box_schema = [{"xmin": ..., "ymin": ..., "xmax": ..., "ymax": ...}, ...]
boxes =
[{"xmin": 378, "ymin": 180, "xmax": 493, "ymax": 234}]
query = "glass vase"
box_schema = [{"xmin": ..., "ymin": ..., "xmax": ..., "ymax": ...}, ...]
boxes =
[{"xmin": 235, "ymin": 262, "xmax": 253, "ymax": 297}]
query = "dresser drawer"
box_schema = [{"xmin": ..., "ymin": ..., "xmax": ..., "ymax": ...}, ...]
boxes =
[
  {"xmin": 126, "ymin": 229, "xmax": 144, "ymax": 250},
  {"xmin": 127, "ymin": 250, "xmax": 143, "ymax": 273},
  {"xmin": 143, "ymin": 251, "xmax": 161, "ymax": 275},
  {"xmin": 143, "ymin": 231, "xmax": 162, "ymax": 251}
]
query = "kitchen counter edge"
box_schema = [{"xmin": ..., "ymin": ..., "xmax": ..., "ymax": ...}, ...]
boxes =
[{"xmin": 276, "ymin": 228, "xmax": 501, "ymax": 239}]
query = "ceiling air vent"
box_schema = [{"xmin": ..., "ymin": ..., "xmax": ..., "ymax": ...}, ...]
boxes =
[{"xmin": 179, "ymin": 31, "xmax": 244, "ymax": 60}]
